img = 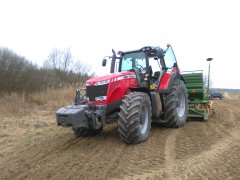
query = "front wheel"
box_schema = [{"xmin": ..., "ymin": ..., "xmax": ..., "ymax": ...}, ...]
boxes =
[
  {"xmin": 163, "ymin": 80, "xmax": 189, "ymax": 127},
  {"xmin": 118, "ymin": 92, "xmax": 152, "ymax": 144}
]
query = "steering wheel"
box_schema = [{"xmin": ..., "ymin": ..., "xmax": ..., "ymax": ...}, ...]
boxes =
[{"xmin": 136, "ymin": 64, "xmax": 144, "ymax": 72}]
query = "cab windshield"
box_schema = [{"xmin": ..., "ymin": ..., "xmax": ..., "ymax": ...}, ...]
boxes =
[{"xmin": 120, "ymin": 52, "xmax": 146, "ymax": 72}]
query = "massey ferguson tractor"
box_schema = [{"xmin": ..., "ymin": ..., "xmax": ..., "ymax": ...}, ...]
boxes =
[{"xmin": 56, "ymin": 44, "xmax": 189, "ymax": 144}]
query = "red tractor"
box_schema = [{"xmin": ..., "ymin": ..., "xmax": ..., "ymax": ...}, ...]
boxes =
[{"xmin": 56, "ymin": 44, "xmax": 189, "ymax": 144}]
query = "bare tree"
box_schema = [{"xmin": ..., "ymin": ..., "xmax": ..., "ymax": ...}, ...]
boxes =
[
  {"xmin": 43, "ymin": 48, "xmax": 62, "ymax": 69},
  {"xmin": 72, "ymin": 60, "xmax": 91, "ymax": 76},
  {"xmin": 43, "ymin": 47, "xmax": 73, "ymax": 71},
  {"xmin": 62, "ymin": 48, "xmax": 72, "ymax": 71}
]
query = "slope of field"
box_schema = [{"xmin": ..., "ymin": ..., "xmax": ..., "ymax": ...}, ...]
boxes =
[{"xmin": 0, "ymin": 93, "xmax": 240, "ymax": 180}]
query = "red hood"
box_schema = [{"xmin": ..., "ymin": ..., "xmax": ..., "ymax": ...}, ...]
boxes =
[{"xmin": 86, "ymin": 72, "xmax": 135, "ymax": 85}]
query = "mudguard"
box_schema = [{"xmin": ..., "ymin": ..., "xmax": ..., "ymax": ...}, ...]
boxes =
[{"xmin": 159, "ymin": 73, "xmax": 185, "ymax": 93}]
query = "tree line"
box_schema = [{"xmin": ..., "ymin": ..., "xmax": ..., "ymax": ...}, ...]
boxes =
[{"xmin": 0, "ymin": 47, "xmax": 92, "ymax": 95}]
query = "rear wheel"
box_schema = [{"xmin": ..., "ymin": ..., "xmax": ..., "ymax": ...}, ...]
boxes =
[
  {"xmin": 163, "ymin": 80, "xmax": 188, "ymax": 127},
  {"xmin": 72, "ymin": 127, "xmax": 103, "ymax": 137},
  {"xmin": 118, "ymin": 92, "xmax": 152, "ymax": 144}
]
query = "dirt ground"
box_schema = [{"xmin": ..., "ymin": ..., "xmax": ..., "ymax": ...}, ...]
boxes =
[{"xmin": 1, "ymin": 99, "xmax": 240, "ymax": 180}]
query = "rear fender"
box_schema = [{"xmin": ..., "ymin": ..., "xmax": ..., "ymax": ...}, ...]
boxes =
[{"xmin": 158, "ymin": 73, "xmax": 185, "ymax": 93}]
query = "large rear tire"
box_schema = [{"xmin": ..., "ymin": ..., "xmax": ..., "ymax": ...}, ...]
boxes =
[
  {"xmin": 163, "ymin": 80, "xmax": 188, "ymax": 127},
  {"xmin": 118, "ymin": 92, "xmax": 152, "ymax": 144}
]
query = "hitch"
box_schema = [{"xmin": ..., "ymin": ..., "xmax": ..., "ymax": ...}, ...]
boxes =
[
  {"xmin": 85, "ymin": 110, "xmax": 102, "ymax": 129},
  {"xmin": 85, "ymin": 104, "xmax": 102, "ymax": 130},
  {"xmin": 74, "ymin": 89, "xmax": 87, "ymax": 105}
]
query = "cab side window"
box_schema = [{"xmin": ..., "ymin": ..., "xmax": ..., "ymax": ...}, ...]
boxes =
[{"xmin": 149, "ymin": 57, "xmax": 161, "ymax": 76}]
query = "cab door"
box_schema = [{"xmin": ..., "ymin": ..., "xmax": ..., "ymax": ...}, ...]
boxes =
[
  {"xmin": 159, "ymin": 46, "xmax": 179, "ymax": 92},
  {"xmin": 164, "ymin": 46, "xmax": 178, "ymax": 73}
]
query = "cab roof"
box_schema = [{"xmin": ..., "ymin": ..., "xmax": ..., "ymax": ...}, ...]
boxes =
[{"xmin": 118, "ymin": 46, "xmax": 165, "ymax": 58}]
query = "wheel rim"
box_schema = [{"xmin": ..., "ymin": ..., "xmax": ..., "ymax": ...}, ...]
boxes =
[
  {"xmin": 140, "ymin": 104, "xmax": 148, "ymax": 134},
  {"xmin": 177, "ymin": 90, "xmax": 186, "ymax": 118}
]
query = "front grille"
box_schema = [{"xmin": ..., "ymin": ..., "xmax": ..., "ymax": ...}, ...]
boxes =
[{"xmin": 86, "ymin": 84, "xmax": 108, "ymax": 101}]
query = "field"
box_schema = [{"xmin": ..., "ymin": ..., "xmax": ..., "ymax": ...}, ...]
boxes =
[{"xmin": 0, "ymin": 90, "xmax": 240, "ymax": 180}]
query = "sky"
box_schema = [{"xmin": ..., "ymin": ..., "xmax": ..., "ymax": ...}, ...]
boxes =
[{"xmin": 0, "ymin": 0, "xmax": 239, "ymax": 89}]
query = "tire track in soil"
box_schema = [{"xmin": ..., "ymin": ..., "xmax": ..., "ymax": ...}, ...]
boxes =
[
  {"xmin": 183, "ymin": 101, "xmax": 240, "ymax": 179},
  {"xmin": 114, "ymin": 127, "xmax": 169, "ymax": 180},
  {"xmin": 120, "ymin": 129, "xmax": 179, "ymax": 180},
  {"xmin": 181, "ymin": 129, "xmax": 240, "ymax": 179},
  {"xmin": 179, "ymin": 100, "xmax": 240, "ymax": 179},
  {"xmin": 165, "ymin": 131, "xmax": 177, "ymax": 165},
  {"xmin": 125, "ymin": 125, "xmax": 240, "ymax": 180},
  {"xmin": 163, "ymin": 130, "xmax": 179, "ymax": 179},
  {"xmin": 120, "ymin": 100, "xmax": 240, "ymax": 179},
  {"xmin": 32, "ymin": 126, "xmax": 125, "ymax": 180}
]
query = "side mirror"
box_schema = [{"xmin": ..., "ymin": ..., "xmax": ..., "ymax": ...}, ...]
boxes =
[{"xmin": 102, "ymin": 59, "xmax": 107, "ymax": 66}]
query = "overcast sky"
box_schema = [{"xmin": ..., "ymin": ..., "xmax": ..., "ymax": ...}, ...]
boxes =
[{"xmin": 0, "ymin": 0, "xmax": 239, "ymax": 88}]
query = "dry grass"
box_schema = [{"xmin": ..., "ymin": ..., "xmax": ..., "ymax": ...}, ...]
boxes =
[{"xmin": 0, "ymin": 87, "xmax": 78, "ymax": 138}]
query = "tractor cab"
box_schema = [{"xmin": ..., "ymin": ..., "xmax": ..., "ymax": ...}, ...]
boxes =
[{"xmin": 102, "ymin": 45, "xmax": 180, "ymax": 91}]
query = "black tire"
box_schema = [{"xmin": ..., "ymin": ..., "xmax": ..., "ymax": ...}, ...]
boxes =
[
  {"xmin": 163, "ymin": 80, "xmax": 188, "ymax": 127},
  {"xmin": 72, "ymin": 127, "xmax": 103, "ymax": 137},
  {"xmin": 118, "ymin": 92, "xmax": 152, "ymax": 144}
]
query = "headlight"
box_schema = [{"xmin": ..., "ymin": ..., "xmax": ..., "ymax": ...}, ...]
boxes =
[
  {"xmin": 95, "ymin": 96, "xmax": 107, "ymax": 101},
  {"xmin": 94, "ymin": 79, "xmax": 110, "ymax": 86}
]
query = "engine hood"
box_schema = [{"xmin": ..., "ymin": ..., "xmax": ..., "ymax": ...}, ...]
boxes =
[{"xmin": 86, "ymin": 72, "xmax": 136, "ymax": 86}]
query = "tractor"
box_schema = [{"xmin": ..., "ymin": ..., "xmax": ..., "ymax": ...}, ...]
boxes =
[{"xmin": 56, "ymin": 44, "xmax": 189, "ymax": 144}]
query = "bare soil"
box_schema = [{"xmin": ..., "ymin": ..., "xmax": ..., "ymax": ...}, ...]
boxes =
[{"xmin": 1, "ymin": 99, "xmax": 240, "ymax": 180}]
